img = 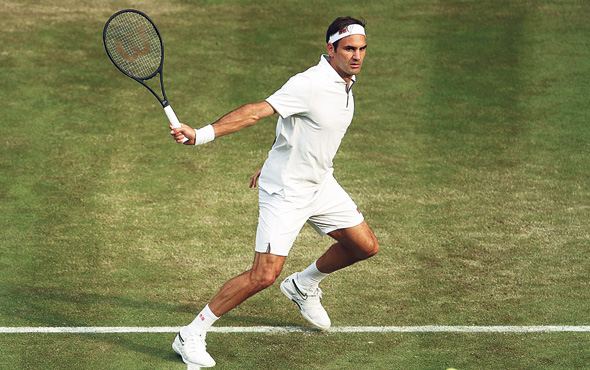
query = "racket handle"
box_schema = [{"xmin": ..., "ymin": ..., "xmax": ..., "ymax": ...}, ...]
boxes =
[{"xmin": 164, "ymin": 104, "xmax": 188, "ymax": 143}]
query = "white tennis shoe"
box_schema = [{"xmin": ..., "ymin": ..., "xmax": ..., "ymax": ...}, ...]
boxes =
[
  {"xmin": 280, "ymin": 272, "xmax": 331, "ymax": 330},
  {"xmin": 172, "ymin": 327, "xmax": 216, "ymax": 367}
]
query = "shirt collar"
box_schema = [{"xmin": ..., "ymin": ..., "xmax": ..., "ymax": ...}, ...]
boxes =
[{"xmin": 320, "ymin": 54, "xmax": 356, "ymax": 86}]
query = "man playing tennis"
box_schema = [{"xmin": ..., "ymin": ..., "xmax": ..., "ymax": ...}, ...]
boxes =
[{"xmin": 170, "ymin": 17, "xmax": 379, "ymax": 367}]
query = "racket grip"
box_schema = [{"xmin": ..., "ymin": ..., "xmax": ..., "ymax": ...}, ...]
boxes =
[{"xmin": 164, "ymin": 104, "xmax": 188, "ymax": 143}]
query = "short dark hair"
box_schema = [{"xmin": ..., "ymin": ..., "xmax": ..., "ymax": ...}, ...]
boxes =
[{"xmin": 326, "ymin": 16, "xmax": 367, "ymax": 50}]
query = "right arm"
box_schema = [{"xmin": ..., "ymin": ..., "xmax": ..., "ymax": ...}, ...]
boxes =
[{"xmin": 170, "ymin": 101, "xmax": 276, "ymax": 145}]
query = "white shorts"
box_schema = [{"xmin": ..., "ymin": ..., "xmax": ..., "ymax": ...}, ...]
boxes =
[{"xmin": 255, "ymin": 175, "xmax": 364, "ymax": 256}]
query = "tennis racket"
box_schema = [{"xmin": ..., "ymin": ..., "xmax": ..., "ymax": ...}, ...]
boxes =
[{"xmin": 103, "ymin": 9, "xmax": 187, "ymax": 142}]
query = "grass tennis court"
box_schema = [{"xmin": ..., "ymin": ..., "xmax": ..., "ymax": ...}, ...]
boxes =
[{"xmin": 1, "ymin": 0, "xmax": 588, "ymax": 369}]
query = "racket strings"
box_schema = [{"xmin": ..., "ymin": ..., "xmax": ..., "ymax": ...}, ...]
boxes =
[{"xmin": 105, "ymin": 12, "xmax": 162, "ymax": 79}]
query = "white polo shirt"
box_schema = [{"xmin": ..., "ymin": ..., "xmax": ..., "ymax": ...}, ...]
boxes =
[{"xmin": 260, "ymin": 54, "xmax": 356, "ymax": 199}]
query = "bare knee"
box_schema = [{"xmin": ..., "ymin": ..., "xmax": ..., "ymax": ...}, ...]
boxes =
[
  {"xmin": 244, "ymin": 252, "xmax": 286, "ymax": 292},
  {"xmin": 248, "ymin": 269, "xmax": 279, "ymax": 291},
  {"xmin": 330, "ymin": 222, "xmax": 379, "ymax": 262},
  {"xmin": 350, "ymin": 229, "xmax": 380, "ymax": 260},
  {"xmin": 360, "ymin": 236, "xmax": 379, "ymax": 260}
]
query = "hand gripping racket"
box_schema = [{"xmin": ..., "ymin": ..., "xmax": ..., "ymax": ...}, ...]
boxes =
[{"xmin": 103, "ymin": 9, "xmax": 187, "ymax": 142}]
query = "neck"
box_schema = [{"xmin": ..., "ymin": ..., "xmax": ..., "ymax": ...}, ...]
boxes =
[{"xmin": 327, "ymin": 56, "xmax": 353, "ymax": 86}]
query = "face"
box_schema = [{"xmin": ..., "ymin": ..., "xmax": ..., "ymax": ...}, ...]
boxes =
[{"xmin": 327, "ymin": 34, "xmax": 367, "ymax": 82}]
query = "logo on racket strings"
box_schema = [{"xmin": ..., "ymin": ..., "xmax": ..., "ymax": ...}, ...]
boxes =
[{"xmin": 113, "ymin": 25, "xmax": 152, "ymax": 62}]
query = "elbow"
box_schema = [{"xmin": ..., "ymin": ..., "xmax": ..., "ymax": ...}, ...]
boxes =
[
  {"xmin": 247, "ymin": 105, "xmax": 262, "ymax": 126},
  {"xmin": 248, "ymin": 101, "xmax": 275, "ymax": 123}
]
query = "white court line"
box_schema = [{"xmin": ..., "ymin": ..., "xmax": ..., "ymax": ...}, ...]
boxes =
[
  {"xmin": 1, "ymin": 326, "xmax": 590, "ymax": 334},
  {"xmin": 4, "ymin": 327, "xmax": 588, "ymax": 370}
]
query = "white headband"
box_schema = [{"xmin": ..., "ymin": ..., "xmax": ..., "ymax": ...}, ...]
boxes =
[{"xmin": 328, "ymin": 24, "xmax": 366, "ymax": 44}]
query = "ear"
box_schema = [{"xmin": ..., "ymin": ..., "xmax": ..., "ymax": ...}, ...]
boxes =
[{"xmin": 327, "ymin": 42, "xmax": 335, "ymax": 57}]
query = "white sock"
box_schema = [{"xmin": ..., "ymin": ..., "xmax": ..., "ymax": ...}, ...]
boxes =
[
  {"xmin": 185, "ymin": 304, "xmax": 219, "ymax": 334},
  {"xmin": 297, "ymin": 260, "xmax": 330, "ymax": 288}
]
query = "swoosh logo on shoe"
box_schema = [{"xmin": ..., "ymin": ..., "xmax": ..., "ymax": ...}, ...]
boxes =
[
  {"xmin": 292, "ymin": 280, "xmax": 308, "ymax": 300},
  {"xmin": 178, "ymin": 332, "xmax": 185, "ymax": 345}
]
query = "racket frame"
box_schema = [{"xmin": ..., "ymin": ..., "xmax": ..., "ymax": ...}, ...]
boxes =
[
  {"xmin": 103, "ymin": 9, "xmax": 185, "ymax": 139},
  {"xmin": 103, "ymin": 9, "xmax": 172, "ymax": 107}
]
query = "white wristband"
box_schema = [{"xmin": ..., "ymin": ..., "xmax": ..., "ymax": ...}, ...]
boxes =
[{"xmin": 193, "ymin": 125, "xmax": 216, "ymax": 146}]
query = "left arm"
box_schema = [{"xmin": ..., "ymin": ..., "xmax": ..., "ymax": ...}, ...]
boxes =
[
  {"xmin": 249, "ymin": 166, "xmax": 263, "ymax": 188},
  {"xmin": 249, "ymin": 137, "xmax": 277, "ymax": 188}
]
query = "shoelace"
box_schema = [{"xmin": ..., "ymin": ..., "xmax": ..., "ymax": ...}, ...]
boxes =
[
  {"xmin": 303, "ymin": 287, "xmax": 324, "ymax": 309},
  {"xmin": 184, "ymin": 332, "xmax": 207, "ymax": 354}
]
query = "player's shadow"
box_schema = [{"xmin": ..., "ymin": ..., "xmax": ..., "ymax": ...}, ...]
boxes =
[
  {"xmin": 2, "ymin": 281, "xmax": 186, "ymax": 365},
  {"xmin": 1, "ymin": 281, "xmax": 314, "ymax": 366},
  {"xmin": 223, "ymin": 313, "xmax": 313, "ymax": 330}
]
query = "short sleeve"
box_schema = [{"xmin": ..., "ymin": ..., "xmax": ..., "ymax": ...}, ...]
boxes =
[{"xmin": 265, "ymin": 73, "xmax": 312, "ymax": 119}]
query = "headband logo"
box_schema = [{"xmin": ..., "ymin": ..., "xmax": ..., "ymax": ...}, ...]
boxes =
[{"xmin": 328, "ymin": 24, "xmax": 366, "ymax": 44}]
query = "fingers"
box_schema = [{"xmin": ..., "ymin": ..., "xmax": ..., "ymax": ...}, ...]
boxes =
[
  {"xmin": 249, "ymin": 167, "xmax": 263, "ymax": 188},
  {"xmin": 249, "ymin": 174, "xmax": 258, "ymax": 188},
  {"xmin": 169, "ymin": 124, "xmax": 194, "ymax": 145},
  {"xmin": 170, "ymin": 128, "xmax": 186, "ymax": 143}
]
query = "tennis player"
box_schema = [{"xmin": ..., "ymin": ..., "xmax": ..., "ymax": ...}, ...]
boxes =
[{"xmin": 170, "ymin": 17, "xmax": 379, "ymax": 367}]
